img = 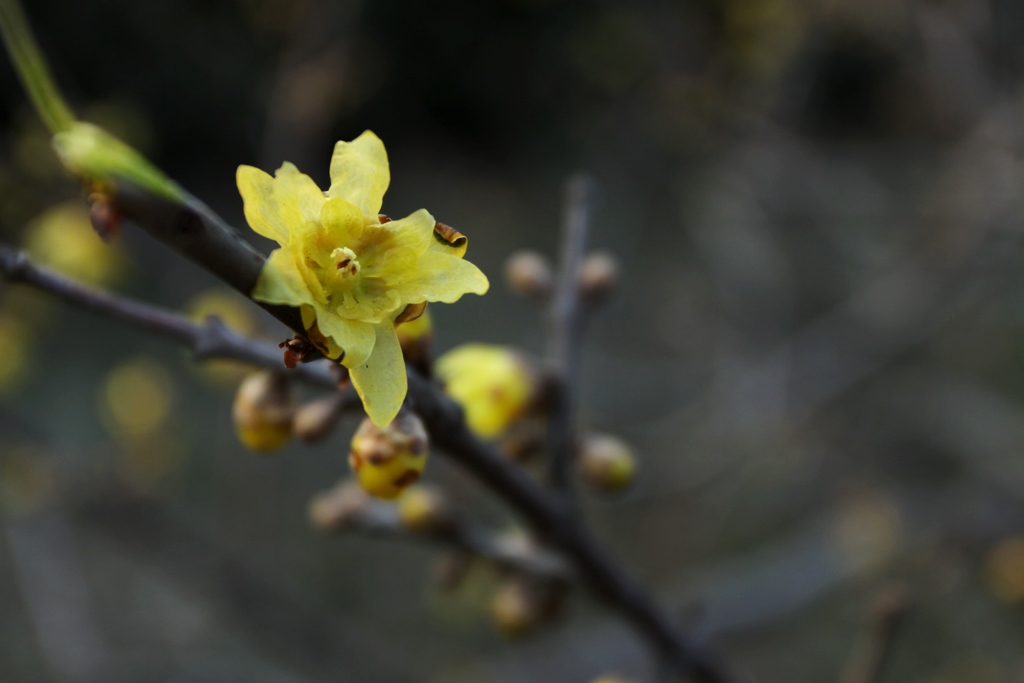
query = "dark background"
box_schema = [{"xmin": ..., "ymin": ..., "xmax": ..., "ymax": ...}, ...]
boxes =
[{"xmin": 3, "ymin": 0, "xmax": 1024, "ymax": 681}]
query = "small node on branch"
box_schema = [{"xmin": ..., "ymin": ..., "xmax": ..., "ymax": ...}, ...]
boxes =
[
  {"xmin": 308, "ymin": 480, "xmax": 371, "ymax": 532},
  {"xmin": 578, "ymin": 433, "xmax": 636, "ymax": 493},
  {"xmin": 578, "ymin": 250, "xmax": 620, "ymax": 304},
  {"xmin": 292, "ymin": 393, "xmax": 346, "ymax": 443},
  {"xmin": 505, "ymin": 250, "xmax": 554, "ymax": 300},
  {"xmin": 87, "ymin": 191, "xmax": 122, "ymax": 242},
  {"xmin": 396, "ymin": 484, "xmax": 456, "ymax": 535},
  {"xmin": 500, "ymin": 421, "xmax": 546, "ymax": 463},
  {"xmin": 232, "ymin": 370, "xmax": 295, "ymax": 452},
  {"xmin": 349, "ymin": 411, "xmax": 429, "ymax": 500}
]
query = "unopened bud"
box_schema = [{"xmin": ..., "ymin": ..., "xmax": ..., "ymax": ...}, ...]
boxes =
[
  {"xmin": 232, "ymin": 371, "xmax": 294, "ymax": 452},
  {"xmin": 308, "ymin": 480, "xmax": 370, "ymax": 531},
  {"xmin": 349, "ymin": 412, "xmax": 429, "ymax": 499},
  {"xmin": 578, "ymin": 251, "xmax": 619, "ymax": 303},
  {"xmin": 489, "ymin": 576, "xmax": 559, "ymax": 639},
  {"xmin": 293, "ymin": 394, "xmax": 344, "ymax": 443},
  {"xmin": 397, "ymin": 484, "xmax": 454, "ymax": 534},
  {"xmin": 505, "ymin": 250, "xmax": 554, "ymax": 299},
  {"xmin": 578, "ymin": 433, "xmax": 636, "ymax": 493}
]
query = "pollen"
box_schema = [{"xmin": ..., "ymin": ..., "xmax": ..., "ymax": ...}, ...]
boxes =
[{"xmin": 331, "ymin": 247, "xmax": 360, "ymax": 276}]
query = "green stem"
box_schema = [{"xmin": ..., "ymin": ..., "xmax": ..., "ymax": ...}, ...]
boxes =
[{"xmin": 0, "ymin": 0, "xmax": 74, "ymax": 134}]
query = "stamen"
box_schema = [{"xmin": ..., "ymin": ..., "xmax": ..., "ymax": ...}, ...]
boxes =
[{"xmin": 331, "ymin": 247, "xmax": 360, "ymax": 276}]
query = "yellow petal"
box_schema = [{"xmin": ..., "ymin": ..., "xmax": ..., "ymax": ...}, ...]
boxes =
[
  {"xmin": 328, "ymin": 131, "xmax": 389, "ymax": 217},
  {"xmin": 253, "ymin": 248, "xmax": 315, "ymax": 308},
  {"xmin": 274, "ymin": 162, "xmax": 326, "ymax": 243},
  {"xmin": 237, "ymin": 165, "xmax": 289, "ymax": 243},
  {"xmin": 313, "ymin": 305, "xmax": 377, "ymax": 367},
  {"xmin": 393, "ymin": 250, "xmax": 490, "ymax": 304},
  {"xmin": 383, "ymin": 209, "xmax": 436, "ymax": 256},
  {"xmin": 348, "ymin": 322, "xmax": 407, "ymax": 426},
  {"xmin": 320, "ymin": 197, "xmax": 365, "ymax": 243},
  {"xmin": 238, "ymin": 162, "xmax": 324, "ymax": 245}
]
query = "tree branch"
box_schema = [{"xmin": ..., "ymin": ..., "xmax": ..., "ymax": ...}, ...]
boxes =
[{"xmin": 0, "ymin": 220, "xmax": 739, "ymax": 683}]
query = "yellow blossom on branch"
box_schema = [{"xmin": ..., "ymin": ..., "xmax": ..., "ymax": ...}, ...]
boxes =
[
  {"xmin": 237, "ymin": 131, "xmax": 489, "ymax": 425},
  {"xmin": 435, "ymin": 344, "xmax": 536, "ymax": 439}
]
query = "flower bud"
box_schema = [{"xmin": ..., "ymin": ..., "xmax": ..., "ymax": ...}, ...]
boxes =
[
  {"xmin": 577, "ymin": 251, "xmax": 619, "ymax": 303},
  {"xmin": 578, "ymin": 433, "xmax": 636, "ymax": 493},
  {"xmin": 435, "ymin": 344, "xmax": 538, "ymax": 439},
  {"xmin": 505, "ymin": 250, "xmax": 553, "ymax": 299},
  {"xmin": 292, "ymin": 394, "xmax": 345, "ymax": 443},
  {"xmin": 232, "ymin": 371, "xmax": 294, "ymax": 452},
  {"xmin": 397, "ymin": 484, "xmax": 454, "ymax": 534},
  {"xmin": 308, "ymin": 480, "xmax": 370, "ymax": 532},
  {"xmin": 489, "ymin": 576, "xmax": 557, "ymax": 639},
  {"xmin": 349, "ymin": 412, "xmax": 429, "ymax": 499}
]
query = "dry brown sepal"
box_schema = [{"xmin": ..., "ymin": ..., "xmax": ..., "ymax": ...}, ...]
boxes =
[
  {"xmin": 578, "ymin": 250, "xmax": 619, "ymax": 303},
  {"xmin": 292, "ymin": 393, "xmax": 345, "ymax": 443},
  {"xmin": 505, "ymin": 249, "xmax": 554, "ymax": 300},
  {"xmin": 308, "ymin": 479, "xmax": 371, "ymax": 532},
  {"xmin": 232, "ymin": 370, "xmax": 295, "ymax": 452},
  {"xmin": 578, "ymin": 433, "xmax": 636, "ymax": 493}
]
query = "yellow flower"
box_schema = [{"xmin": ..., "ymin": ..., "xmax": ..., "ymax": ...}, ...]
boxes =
[
  {"xmin": 237, "ymin": 131, "xmax": 489, "ymax": 426},
  {"xmin": 435, "ymin": 344, "xmax": 536, "ymax": 439}
]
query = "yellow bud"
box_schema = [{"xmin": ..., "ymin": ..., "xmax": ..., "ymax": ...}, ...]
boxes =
[
  {"xmin": 578, "ymin": 434, "xmax": 636, "ymax": 493},
  {"xmin": 505, "ymin": 250, "xmax": 553, "ymax": 299},
  {"xmin": 489, "ymin": 577, "xmax": 554, "ymax": 639},
  {"xmin": 292, "ymin": 394, "xmax": 344, "ymax": 443},
  {"xmin": 232, "ymin": 371, "xmax": 294, "ymax": 452},
  {"xmin": 349, "ymin": 412, "xmax": 428, "ymax": 499},
  {"xmin": 435, "ymin": 344, "xmax": 537, "ymax": 439},
  {"xmin": 397, "ymin": 484, "xmax": 453, "ymax": 534},
  {"xmin": 578, "ymin": 251, "xmax": 619, "ymax": 303},
  {"xmin": 308, "ymin": 480, "xmax": 370, "ymax": 532}
]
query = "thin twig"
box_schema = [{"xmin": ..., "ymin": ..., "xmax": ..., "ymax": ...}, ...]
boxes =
[
  {"xmin": 0, "ymin": 244, "xmax": 340, "ymax": 392},
  {"xmin": 0, "ymin": 245, "xmax": 739, "ymax": 683},
  {"xmin": 546, "ymin": 174, "xmax": 594, "ymax": 494},
  {"xmin": 322, "ymin": 494, "xmax": 574, "ymax": 583}
]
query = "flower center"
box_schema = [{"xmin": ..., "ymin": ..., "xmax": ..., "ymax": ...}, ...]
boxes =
[{"xmin": 331, "ymin": 247, "xmax": 360, "ymax": 277}]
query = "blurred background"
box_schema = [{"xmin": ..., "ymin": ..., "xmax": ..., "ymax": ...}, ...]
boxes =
[{"xmin": 2, "ymin": 0, "xmax": 1024, "ymax": 681}]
